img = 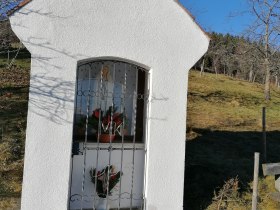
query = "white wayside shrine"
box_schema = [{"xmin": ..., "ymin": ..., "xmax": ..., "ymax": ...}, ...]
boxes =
[{"xmin": 8, "ymin": 0, "xmax": 209, "ymax": 209}]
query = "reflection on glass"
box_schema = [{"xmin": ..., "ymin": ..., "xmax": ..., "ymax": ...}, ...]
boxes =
[{"xmin": 73, "ymin": 61, "xmax": 145, "ymax": 143}]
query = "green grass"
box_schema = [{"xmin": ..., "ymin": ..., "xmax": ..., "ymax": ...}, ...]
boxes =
[
  {"xmin": 0, "ymin": 48, "xmax": 30, "ymax": 209},
  {"xmin": 185, "ymin": 70, "xmax": 280, "ymax": 210},
  {"xmin": 187, "ymin": 71, "xmax": 280, "ymax": 131}
]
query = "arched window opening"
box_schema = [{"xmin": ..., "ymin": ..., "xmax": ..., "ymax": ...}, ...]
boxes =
[
  {"xmin": 69, "ymin": 59, "xmax": 149, "ymax": 210},
  {"xmin": 73, "ymin": 60, "xmax": 147, "ymax": 143}
]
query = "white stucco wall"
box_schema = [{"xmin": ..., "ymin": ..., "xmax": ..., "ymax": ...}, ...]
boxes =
[{"xmin": 9, "ymin": 1, "xmax": 209, "ymax": 209}]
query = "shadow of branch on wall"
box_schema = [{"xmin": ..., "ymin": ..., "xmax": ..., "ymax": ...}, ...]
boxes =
[
  {"xmin": 9, "ymin": 8, "xmax": 89, "ymax": 125},
  {"xmin": 28, "ymin": 73, "xmax": 74, "ymax": 124},
  {"xmin": 25, "ymin": 37, "xmax": 87, "ymax": 60}
]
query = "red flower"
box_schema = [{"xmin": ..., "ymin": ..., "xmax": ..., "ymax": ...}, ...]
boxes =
[
  {"xmin": 111, "ymin": 174, "xmax": 116, "ymax": 180},
  {"xmin": 107, "ymin": 115, "xmax": 111, "ymax": 123},
  {"xmin": 92, "ymin": 109, "xmax": 101, "ymax": 119},
  {"xmin": 114, "ymin": 118, "xmax": 122, "ymax": 126},
  {"xmin": 113, "ymin": 113, "xmax": 123, "ymax": 126},
  {"xmin": 102, "ymin": 116, "xmax": 110, "ymax": 125}
]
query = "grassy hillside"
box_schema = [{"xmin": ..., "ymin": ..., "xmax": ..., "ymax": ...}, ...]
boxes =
[
  {"xmin": 187, "ymin": 71, "xmax": 280, "ymax": 132},
  {"xmin": 185, "ymin": 70, "xmax": 280, "ymax": 210},
  {"xmin": 0, "ymin": 48, "xmax": 30, "ymax": 209},
  {"xmin": 1, "ymin": 61, "xmax": 280, "ymax": 210}
]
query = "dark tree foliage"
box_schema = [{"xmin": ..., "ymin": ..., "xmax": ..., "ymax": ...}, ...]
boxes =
[
  {"xmin": 195, "ymin": 32, "xmax": 280, "ymax": 87},
  {"xmin": 0, "ymin": 21, "xmax": 19, "ymax": 49},
  {"xmin": 0, "ymin": 0, "xmax": 21, "ymax": 50}
]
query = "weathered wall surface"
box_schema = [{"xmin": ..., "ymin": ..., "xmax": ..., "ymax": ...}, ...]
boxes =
[{"xmin": 10, "ymin": 1, "xmax": 209, "ymax": 209}]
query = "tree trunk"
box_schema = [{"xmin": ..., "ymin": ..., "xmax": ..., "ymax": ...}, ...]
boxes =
[
  {"xmin": 214, "ymin": 65, "xmax": 218, "ymax": 77},
  {"xmin": 200, "ymin": 57, "xmax": 205, "ymax": 77},
  {"xmin": 275, "ymin": 75, "xmax": 278, "ymax": 88},
  {"xmin": 253, "ymin": 74, "xmax": 257, "ymax": 83},
  {"xmin": 249, "ymin": 65, "xmax": 254, "ymax": 82},
  {"xmin": 213, "ymin": 58, "xmax": 218, "ymax": 77},
  {"xmin": 264, "ymin": 58, "xmax": 270, "ymax": 101},
  {"xmin": 264, "ymin": 15, "xmax": 270, "ymax": 100}
]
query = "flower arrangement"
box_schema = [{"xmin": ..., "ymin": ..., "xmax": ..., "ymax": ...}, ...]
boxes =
[
  {"xmin": 74, "ymin": 106, "xmax": 127, "ymax": 142},
  {"xmin": 90, "ymin": 106, "xmax": 126, "ymax": 135},
  {"xmin": 89, "ymin": 165, "xmax": 123, "ymax": 198}
]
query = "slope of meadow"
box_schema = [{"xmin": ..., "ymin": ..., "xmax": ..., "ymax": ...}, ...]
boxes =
[
  {"xmin": 1, "ymin": 65, "xmax": 280, "ymax": 209},
  {"xmin": 0, "ymin": 49, "xmax": 30, "ymax": 209},
  {"xmin": 187, "ymin": 70, "xmax": 280, "ymax": 132},
  {"xmin": 185, "ymin": 70, "xmax": 280, "ymax": 210}
]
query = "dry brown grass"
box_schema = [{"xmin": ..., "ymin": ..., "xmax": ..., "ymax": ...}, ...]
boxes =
[
  {"xmin": 187, "ymin": 70, "xmax": 280, "ymax": 132},
  {"xmin": 185, "ymin": 70, "xmax": 280, "ymax": 209},
  {"xmin": 0, "ymin": 197, "xmax": 20, "ymax": 210}
]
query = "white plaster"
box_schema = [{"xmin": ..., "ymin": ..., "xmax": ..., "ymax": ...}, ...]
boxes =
[{"xmin": 9, "ymin": 1, "xmax": 209, "ymax": 209}]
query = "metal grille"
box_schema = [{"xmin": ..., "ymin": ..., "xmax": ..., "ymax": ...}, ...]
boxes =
[{"xmin": 69, "ymin": 60, "xmax": 149, "ymax": 210}]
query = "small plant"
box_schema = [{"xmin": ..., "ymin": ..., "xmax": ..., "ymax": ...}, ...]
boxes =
[
  {"xmin": 89, "ymin": 165, "xmax": 123, "ymax": 198},
  {"xmin": 212, "ymin": 177, "xmax": 241, "ymax": 210},
  {"xmin": 90, "ymin": 106, "xmax": 126, "ymax": 135}
]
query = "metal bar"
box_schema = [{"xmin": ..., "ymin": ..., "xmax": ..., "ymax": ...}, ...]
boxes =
[
  {"xmin": 262, "ymin": 107, "xmax": 267, "ymax": 162},
  {"xmin": 68, "ymin": 154, "xmax": 75, "ymax": 209},
  {"xmin": 0, "ymin": 49, "xmax": 20, "ymax": 55},
  {"xmin": 106, "ymin": 62, "xmax": 116, "ymax": 209},
  {"xmin": 86, "ymin": 147, "xmax": 145, "ymax": 151},
  {"xmin": 79, "ymin": 79, "xmax": 82, "ymax": 116},
  {"xmin": 142, "ymin": 70, "xmax": 151, "ymax": 210},
  {"xmin": 118, "ymin": 63, "xmax": 127, "ymax": 210},
  {"xmin": 79, "ymin": 59, "xmax": 147, "ymax": 69},
  {"xmin": 130, "ymin": 65, "xmax": 138, "ymax": 209},
  {"xmin": 73, "ymin": 66, "xmax": 81, "ymax": 143},
  {"xmin": 8, "ymin": 43, "xmax": 22, "ymax": 69},
  {"xmin": 68, "ymin": 66, "xmax": 81, "ymax": 209},
  {"xmin": 71, "ymin": 60, "xmax": 148, "ymax": 209},
  {"xmin": 80, "ymin": 68, "xmax": 92, "ymax": 210},
  {"xmin": 93, "ymin": 62, "xmax": 104, "ymax": 209}
]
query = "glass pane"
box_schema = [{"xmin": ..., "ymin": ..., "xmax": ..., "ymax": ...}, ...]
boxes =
[{"xmin": 73, "ymin": 61, "xmax": 145, "ymax": 143}]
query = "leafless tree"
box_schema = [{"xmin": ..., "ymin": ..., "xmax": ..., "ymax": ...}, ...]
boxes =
[
  {"xmin": 207, "ymin": 34, "xmax": 228, "ymax": 76},
  {"xmin": 247, "ymin": 0, "xmax": 280, "ymax": 100},
  {"xmin": 0, "ymin": 1, "xmax": 23, "ymax": 70},
  {"xmin": 236, "ymin": 39, "xmax": 263, "ymax": 83}
]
